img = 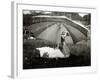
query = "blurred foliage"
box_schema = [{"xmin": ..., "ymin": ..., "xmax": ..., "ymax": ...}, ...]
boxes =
[
  {"xmin": 82, "ymin": 14, "xmax": 91, "ymax": 25},
  {"xmin": 23, "ymin": 11, "xmax": 91, "ymax": 26},
  {"xmin": 23, "ymin": 14, "xmax": 33, "ymax": 26}
]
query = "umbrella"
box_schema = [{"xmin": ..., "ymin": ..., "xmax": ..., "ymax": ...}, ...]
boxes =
[{"xmin": 30, "ymin": 15, "xmax": 88, "ymax": 45}]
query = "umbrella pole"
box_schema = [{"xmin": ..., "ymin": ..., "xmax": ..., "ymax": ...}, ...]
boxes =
[
  {"xmin": 57, "ymin": 42, "xmax": 60, "ymax": 49},
  {"xmin": 56, "ymin": 25, "xmax": 61, "ymax": 49}
]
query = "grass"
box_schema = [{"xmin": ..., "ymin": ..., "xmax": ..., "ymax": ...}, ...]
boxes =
[{"xmin": 23, "ymin": 39, "xmax": 91, "ymax": 69}]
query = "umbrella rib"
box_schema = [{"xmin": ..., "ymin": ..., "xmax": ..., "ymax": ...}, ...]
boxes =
[
  {"xmin": 36, "ymin": 22, "xmax": 61, "ymax": 42},
  {"xmin": 64, "ymin": 19, "xmax": 88, "ymax": 36},
  {"xmin": 62, "ymin": 23, "xmax": 78, "ymax": 44},
  {"xmin": 33, "ymin": 22, "xmax": 56, "ymax": 33},
  {"xmin": 33, "ymin": 22, "xmax": 57, "ymax": 36},
  {"xmin": 55, "ymin": 23, "xmax": 61, "ymax": 44}
]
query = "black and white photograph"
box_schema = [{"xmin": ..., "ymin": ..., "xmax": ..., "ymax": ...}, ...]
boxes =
[{"xmin": 23, "ymin": 10, "xmax": 91, "ymax": 69}]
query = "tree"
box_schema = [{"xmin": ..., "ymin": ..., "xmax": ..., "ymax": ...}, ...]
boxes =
[
  {"xmin": 23, "ymin": 14, "xmax": 33, "ymax": 26},
  {"xmin": 83, "ymin": 14, "xmax": 91, "ymax": 25}
]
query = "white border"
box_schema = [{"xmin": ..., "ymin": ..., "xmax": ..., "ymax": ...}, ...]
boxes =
[{"xmin": 11, "ymin": 2, "xmax": 97, "ymax": 78}]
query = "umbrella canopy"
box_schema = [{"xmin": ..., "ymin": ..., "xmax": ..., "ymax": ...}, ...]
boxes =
[{"xmin": 30, "ymin": 16, "xmax": 88, "ymax": 44}]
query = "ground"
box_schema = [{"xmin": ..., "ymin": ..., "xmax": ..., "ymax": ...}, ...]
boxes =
[{"xmin": 23, "ymin": 39, "xmax": 91, "ymax": 69}]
